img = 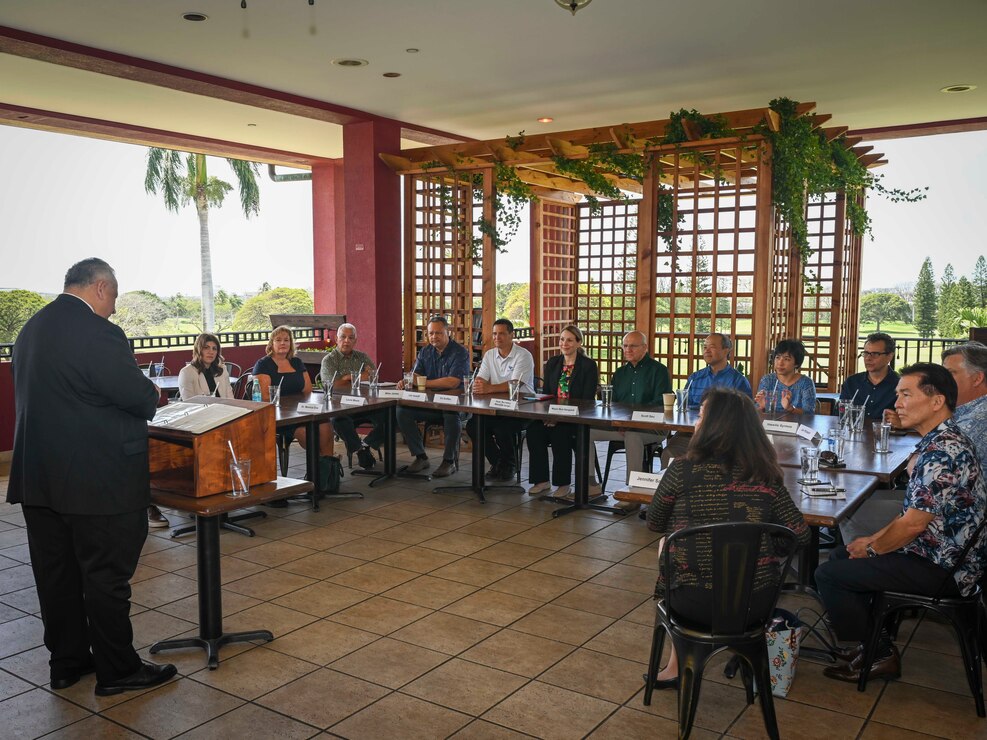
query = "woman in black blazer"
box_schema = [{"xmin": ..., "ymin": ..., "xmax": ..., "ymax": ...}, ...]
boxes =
[{"xmin": 526, "ymin": 325, "xmax": 600, "ymax": 498}]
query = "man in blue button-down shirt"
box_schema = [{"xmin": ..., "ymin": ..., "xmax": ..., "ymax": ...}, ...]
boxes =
[{"xmin": 397, "ymin": 316, "xmax": 471, "ymax": 477}]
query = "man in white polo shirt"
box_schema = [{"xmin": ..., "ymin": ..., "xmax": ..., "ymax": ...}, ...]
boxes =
[{"xmin": 466, "ymin": 318, "xmax": 536, "ymax": 481}]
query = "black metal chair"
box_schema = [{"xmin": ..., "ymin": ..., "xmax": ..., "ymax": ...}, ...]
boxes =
[
  {"xmin": 232, "ymin": 375, "xmax": 253, "ymax": 400},
  {"xmin": 644, "ymin": 521, "xmax": 799, "ymax": 740},
  {"xmin": 857, "ymin": 517, "xmax": 987, "ymax": 716}
]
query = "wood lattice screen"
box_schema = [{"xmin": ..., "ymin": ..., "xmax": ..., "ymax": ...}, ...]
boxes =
[
  {"xmin": 651, "ymin": 141, "xmax": 773, "ymax": 387},
  {"xmin": 575, "ymin": 199, "xmax": 639, "ymax": 382},
  {"xmin": 403, "ymin": 171, "xmax": 492, "ymax": 370},
  {"xmin": 531, "ymin": 198, "xmax": 579, "ymax": 369}
]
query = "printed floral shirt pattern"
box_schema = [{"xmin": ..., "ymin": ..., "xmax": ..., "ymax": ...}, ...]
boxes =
[
  {"xmin": 556, "ymin": 364, "xmax": 574, "ymax": 401},
  {"xmin": 901, "ymin": 418, "xmax": 987, "ymax": 596},
  {"xmin": 954, "ymin": 394, "xmax": 987, "ymax": 481}
]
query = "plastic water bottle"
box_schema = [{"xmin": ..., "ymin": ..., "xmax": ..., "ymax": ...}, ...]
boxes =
[{"xmin": 251, "ymin": 375, "xmax": 262, "ymax": 403}]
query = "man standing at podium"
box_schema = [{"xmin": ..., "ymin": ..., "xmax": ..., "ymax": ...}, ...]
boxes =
[{"xmin": 7, "ymin": 258, "xmax": 177, "ymax": 696}]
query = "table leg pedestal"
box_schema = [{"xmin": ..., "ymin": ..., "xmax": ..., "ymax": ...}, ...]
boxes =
[
  {"xmin": 432, "ymin": 414, "xmax": 500, "ymax": 503},
  {"xmin": 149, "ymin": 514, "xmax": 272, "ymax": 669},
  {"xmin": 352, "ymin": 406, "xmax": 396, "ymax": 488},
  {"xmin": 547, "ymin": 425, "xmax": 624, "ymax": 518}
]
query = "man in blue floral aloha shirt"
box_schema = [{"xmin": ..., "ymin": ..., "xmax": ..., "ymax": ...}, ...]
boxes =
[
  {"xmin": 816, "ymin": 363, "xmax": 986, "ymax": 684},
  {"xmin": 942, "ymin": 341, "xmax": 987, "ymax": 480}
]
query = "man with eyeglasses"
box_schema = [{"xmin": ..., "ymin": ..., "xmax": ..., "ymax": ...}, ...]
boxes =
[
  {"xmin": 941, "ymin": 341, "xmax": 987, "ymax": 479},
  {"xmin": 840, "ymin": 332, "xmax": 898, "ymax": 420},
  {"xmin": 589, "ymin": 330, "xmax": 671, "ymax": 510}
]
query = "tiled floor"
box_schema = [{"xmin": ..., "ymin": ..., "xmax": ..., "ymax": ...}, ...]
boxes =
[{"xmin": 1, "ymin": 449, "xmax": 985, "ymax": 739}]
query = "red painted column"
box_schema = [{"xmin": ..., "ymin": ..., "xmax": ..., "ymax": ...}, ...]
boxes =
[
  {"xmin": 312, "ymin": 160, "xmax": 345, "ymax": 313},
  {"xmin": 340, "ymin": 119, "xmax": 402, "ymax": 376}
]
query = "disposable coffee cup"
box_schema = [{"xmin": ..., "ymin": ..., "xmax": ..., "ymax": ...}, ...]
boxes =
[{"xmin": 663, "ymin": 392, "xmax": 676, "ymax": 410}]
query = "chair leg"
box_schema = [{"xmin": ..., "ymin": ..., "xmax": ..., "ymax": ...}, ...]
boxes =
[
  {"xmin": 602, "ymin": 443, "xmax": 616, "ymax": 493},
  {"xmin": 858, "ymin": 599, "xmax": 890, "ymax": 693},
  {"xmin": 747, "ymin": 645, "xmax": 781, "ymax": 740},
  {"xmin": 643, "ymin": 617, "xmax": 667, "ymax": 706},
  {"xmin": 951, "ymin": 608, "xmax": 986, "ymax": 717},
  {"xmin": 673, "ymin": 636, "xmax": 714, "ymax": 740}
]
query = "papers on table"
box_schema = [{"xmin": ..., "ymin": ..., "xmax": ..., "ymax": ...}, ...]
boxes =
[{"xmin": 150, "ymin": 402, "xmax": 251, "ymax": 434}]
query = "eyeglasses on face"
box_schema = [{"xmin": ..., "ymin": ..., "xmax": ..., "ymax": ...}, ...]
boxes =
[{"xmin": 859, "ymin": 351, "xmax": 891, "ymax": 358}]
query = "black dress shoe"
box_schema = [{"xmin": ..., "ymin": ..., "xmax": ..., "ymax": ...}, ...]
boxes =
[
  {"xmin": 356, "ymin": 446, "xmax": 377, "ymax": 470},
  {"xmin": 485, "ymin": 464, "xmax": 502, "ymax": 480},
  {"xmin": 642, "ymin": 672, "xmax": 679, "ymax": 690},
  {"xmin": 51, "ymin": 664, "xmax": 96, "ymax": 690},
  {"xmin": 496, "ymin": 465, "xmax": 517, "ymax": 481},
  {"xmin": 95, "ymin": 661, "xmax": 177, "ymax": 696},
  {"xmin": 823, "ymin": 645, "xmax": 900, "ymax": 684},
  {"xmin": 832, "ymin": 643, "xmax": 864, "ymax": 663}
]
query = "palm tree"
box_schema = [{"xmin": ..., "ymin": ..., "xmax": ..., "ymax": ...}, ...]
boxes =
[{"xmin": 144, "ymin": 149, "xmax": 260, "ymax": 331}]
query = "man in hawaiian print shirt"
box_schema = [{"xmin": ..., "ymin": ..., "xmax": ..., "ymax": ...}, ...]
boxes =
[
  {"xmin": 942, "ymin": 341, "xmax": 987, "ymax": 479},
  {"xmin": 816, "ymin": 363, "xmax": 986, "ymax": 684}
]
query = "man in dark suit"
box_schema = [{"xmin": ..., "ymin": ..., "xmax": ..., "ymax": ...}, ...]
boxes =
[{"xmin": 7, "ymin": 258, "xmax": 177, "ymax": 695}]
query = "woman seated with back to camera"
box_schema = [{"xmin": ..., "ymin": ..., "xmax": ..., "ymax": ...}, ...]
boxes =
[
  {"xmin": 178, "ymin": 333, "xmax": 234, "ymax": 400},
  {"xmin": 754, "ymin": 338, "xmax": 817, "ymax": 415},
  {"xmin": 645, "ymin": 387, "xmax": 809, "ymax": 687},
  {"xmin": 526, "ymin": 324, "xmax": 599, "ymax": 501}
]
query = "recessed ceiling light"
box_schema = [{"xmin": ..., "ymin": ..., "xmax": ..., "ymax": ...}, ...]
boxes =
[
  {"xmin": 182, "ymin": 12, "xmax": 208, "ymax": 22},
  {"xmin": 406, "ymin": 48, "xmax": 419, "ymax": 53},
  {"xmin": 382, "ymin": 72, "xmax": 401, "ymax": 78},
  {"xmin": 940, "ymin": 84, "xmax": 977, "ymax": 94},
  {"xmin": 332, "ymin": 58, "xmax": 369, "ymax": 67},
  {"xmin": 247, "ymin": 123, "xmax": 257, "ymax": 127},
  {"xmin": 537, "ymin": 117, "xmax": 554, "ymax": 123}
]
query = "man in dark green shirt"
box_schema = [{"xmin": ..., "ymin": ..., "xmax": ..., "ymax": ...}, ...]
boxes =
[{"xmin": 591, "ymin": 331, "xmax": 671, "ymax": 508}]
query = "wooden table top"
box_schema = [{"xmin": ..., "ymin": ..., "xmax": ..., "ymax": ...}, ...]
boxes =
[{"xmin": 150, "ymin": 476, "xmax": 313, "ymax": 516}]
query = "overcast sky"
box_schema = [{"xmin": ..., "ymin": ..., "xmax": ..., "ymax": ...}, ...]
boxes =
[{"xmin": 1, "ymin": 125, "xmax": 984, "ymax": 296}]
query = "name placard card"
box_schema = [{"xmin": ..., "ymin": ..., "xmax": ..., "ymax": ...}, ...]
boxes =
[
  {"xmin": 628, "ymin": 470, "xmax": 663, "ymax": 489},
  {"xmin": 433, "ymin": 394, "xmax": 461, "ymax": 405},
  {"xmin": 796, "ymin": 424, "xmax": 820, "ymax": 442},
  {"xmin": 402, "ymin": 391, "xmax": 429, "ymax": 401},
  {"xmin": 490, "ymin": 398, "xmax": 519, "ymax": 410},
  {"xmin": 340, "ymin": 395, "xmax": 368, "ymax": 406},
  {"xmin": 631, "ymin": 411, "xmax": 664, "ymax": 423},
  {"xmin": 296, "ymin": 401, "xmax": 323, "ymax": 413},
  {"xmin": 548, "ymin": 404, "xmax": 580, "ymax": 417},
  {"xmin": 378, "ymin": 389, "xmax": 403, "ymax": 399},
  {"xmin": 763, "ymin": 419, "xmax": 800, "ymax": 435}
]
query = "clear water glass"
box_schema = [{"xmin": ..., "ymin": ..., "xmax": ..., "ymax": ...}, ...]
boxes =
[
  {"xmin": 227, "ymin": 459, "xmax": 251, "ymax": 498},
  {"xmin": 599, "ymin": 384, "xmax": 613, "ymax": 406},
  {"xmin": 403, "ymin": 371, "xmax": 415, "ymax": 390},
  {"xmin": 508, "ymin": 378, "xmax": 522, "ymax": 402},
  {"xmin": 675, "ymin": 388, "xmax": 688, "ymax": 411},
  {"xmin": 799, "ymin": 446, "xmax": 820, "ymax": 484}
]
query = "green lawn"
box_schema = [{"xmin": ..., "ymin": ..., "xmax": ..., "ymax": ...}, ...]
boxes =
[{"xmin": 857, "ymin": 321, "xmax": 920, "ymax": 337}]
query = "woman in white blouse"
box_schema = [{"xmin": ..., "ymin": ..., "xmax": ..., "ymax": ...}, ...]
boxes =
[{"xmin": 178, "ymin": 333, "xmax": 234, "ymax": 400}]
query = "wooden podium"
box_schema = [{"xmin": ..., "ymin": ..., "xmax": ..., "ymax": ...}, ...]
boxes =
[{"xmin": 148, "ymin": 398, "xmax": 277, "ymax": 497}]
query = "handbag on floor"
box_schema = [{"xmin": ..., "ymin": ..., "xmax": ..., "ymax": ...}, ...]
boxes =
[
  {"xmin": 318, "ymin": 455, "xmax": 344, "ymax": 493},
  {"xmin": 764, "ymin": 608, "xmax": 802, "ymax": 697}
]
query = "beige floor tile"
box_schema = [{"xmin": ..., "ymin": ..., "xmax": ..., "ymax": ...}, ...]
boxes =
[
  {"xmin": 383, "ymin": 574, "xmax": 478, "ymax": 609},
  {"xmin": 103, "ymin": 677, "xmax": 242, "ymax": 739},
  {"xmin": 248, "ymin": 518, "xmax": 317, "ymax": 541},
  {"xmin": 455, "ymin": 518, "xmax": 532, "ymax": 540},
  {"xmin": 588, "ymin": 563, "xmax": 657, "ymax": 594},
  {"xmin": 329, "ymin": 595, "xmax": 432, "ymax": 634},
  {"xmin": 858, "ymin": 722, "xmax": 945, "ymax": 739},
  {"xmin": 560, "ymin": 537, "xmax": 643, "ymax": 562},
  {"xmin": 218, "ymin": 533, "xmax": 273, "ymax": 555},
  {"xmin": 374, "ymin": 546, "xmax": 461, "ymax": 575},
  {"xmin": 174, "ymin": 702, "xmax": 319, "ymax": 739},
  {"xmin": 450, "ymin": 719, "xmax": 536, "ymax": 739},
  {"xmin": 590, "ymin": 522, "xmax": 660, "ymax": 546},
  {"xmin": 527, "ymin": 552, "xmax": 615, "ymax": 581},
  {"xmin": 156, "ymin": 589, "xmax": 260, "ymax": 623},
  {"xmin": 618, "ymin": 546, "xmax": 658, "ymax": 569},
  {"xmin": 257, "ymin": 668, "xmax": 388, "ymax": 729},
  {"xmin": 223, "ymin": 568, "xmax": 316, "ymax": 600},
  {"xmin": 174, "ymin": 554, "xmax": 267, "ymax": 585},
  {"xmin": 589, "ymin": 706, "xmax": 718, "ymax": 739},
  {"xmin": 331, "ymin": 691, "xmax": 472, "ymax": 739},
  {"xmin": 584, "ymin": 619, "xmax": 654, "ymax": 662},
  {"xmin": 0, "ymin": 564, "xmax": 36, "ymax": 595},
  {"xmin": 272, "ymin": 580, "xmax": 371, "ymax": 617},
  {"xmin": 489, "ymin": 507, "xmax": 557, "ymax": 527},
  {"xmin": 327, "ymin": 562, "xmax": 420, "ymax": 593},
  {"xmin": 0, "ymin": 688, "xmax": 92, "ymax": 738},
  {"xmin": 729, "ymin": 697, "xmax": 865, "ymax": 739},
  {"xmin": 281, "ymin": 526, "xmax": 361, "ymax": 551},
  {"xmin": 471, "ymin": 541, "xmax": 554, "ymax": 568},
  {"xmin": 328, "ymin": 536, "xmax": 411, "ymax": 560},
  {"xmin": 267, "ymin": 619, "xmax": 379, "ymax": 664},
  {"xmin": 232, "ymin": 540, "xmax": 317, "ymax": 567},
  {"xmin": 222, "ymin": 602, "xmax": 319, "ymax": 636},
  {"xmin": 481, "ymin": 680, "xmax": 617, "ymax": 740},
  {"xmin": 390, "ymin": 611, "xmax": 501, "ymax": 655},
  {"xmin": 276, "ymin": 551, "xmax": 365, "ymax": 580},
  {"xmin": 326, "ymin": 515, "xmax": 399, "ymax": 536},
  {"xmin": 331, "ymin": 636, "xmax": 449, "ymax": 689},
  {"xmin": 871, "ymin": 680, "xmax": 987, "ymax": 738},
  {"xmin": 45, "ymin": 714, "xmax": 147, "ymax": 739},
  {"xmin": 138, "ymin": 545, "xmax": 199, "ymax": 572},
  {"xmin": 422, "ymin": 531, "xmax": 501, "ymax": 556},
  {"xmin": 189, "ymin": 644, "xmax": 318, "ymax": 699},
  {"xmin": 539, "ymin": 647, "xmax": 646, "ymax": 704},
  {"xmin": 907, "ymin": 616, "xmax": 962, "ymax": 657},
  {"xmin": 371, "ymin": 522, "xmax": 450, "ymax": 546},
  {"xmin": 130, "ymin": 573, "xmax": 198, "ymax": 609},
  {"xmin": 487, "ymin": 570, "xmax": 581, "ymax": 602},
  {"xmin": 777, "ymin": 658, "xmax": 880, "ymax": 717},
  {"xmin": 538, "ymin": 514, "xmax": 615, "ymax": 536},
  {"xmin": 402, "ymin": 657, "xmax": 528, "ymax": 715},
  {"xmin": 429, "ymin": 557, "xmax": 519, "ymax": 587},
  {"xmin": 621, "ymin": 598, "xmax": 657, "ymax": 626},
  {"xmin": 400, "ymin": 510, "xmax": 482, "ymax": 531},
  {"xmin": 510, "ymin": 603, "xmax": 615, "ymax": 646},
  {"xmin": 899, "ymin": 644, "xmax": 978, "ymax": 696},
  {"xmin": 140, "ymin": 536, "xmax": 182, "ymax": 556},
  {"xmin": 130, "ymin": 609, "xmax": 197, "ymax": 651},
  {"xmin": 368, "ymin": 502, "xmax": 439, "ymax": 522},
  {"xmin": 506, "ymin": 528, "xmax": 585, "ymax": 551},
  {"xmin": 443, "ymin": 589, "xmax": 542, "ymax": 627},
  {"xmin": 632, "ymin": 679, "xmax": 750, "ymax": 734},
  {"xmin": 462, "ymin": 629, "xmax": 574, "ymax": 678},
  {"xmin": 0, "ymin": 645, "xmax": 52, "ymax": 685},
  {"xmin": 0, "ymin": 614, "xmax": 44, "ymax": 658}
]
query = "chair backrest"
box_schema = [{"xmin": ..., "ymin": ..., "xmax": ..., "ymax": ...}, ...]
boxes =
[
  {"xmin": 232, "ymin": 376, "xmax": 253, "ymax": 400},
  {"xmin": 934, "ymin": 512, "xmax": 987, "ymax": 600},
  {"xmin": 662, "ymin": 521, "xmax": 799, "ymax": 636},
  {"xmin": 225, "ymin": 362, "xmax": 243, "ymax": 380}
]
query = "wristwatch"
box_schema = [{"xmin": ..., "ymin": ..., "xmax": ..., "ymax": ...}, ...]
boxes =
[{"xmin": 866, "ymin": 544, "xmax": 879, "ymax": 558}]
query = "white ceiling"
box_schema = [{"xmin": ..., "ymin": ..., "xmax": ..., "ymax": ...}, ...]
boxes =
[{"xmin": 1, "ymin": 0, "xmax": 985, "ymax": 161}]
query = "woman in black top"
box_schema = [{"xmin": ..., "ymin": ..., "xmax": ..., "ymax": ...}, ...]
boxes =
[
  {"xmin": 646, "ymin": 387, "xmax": 809, "ymax": 686},
  {"xmin": 526, "ymin": 325, "xmax": 599, "ymax": 498}
]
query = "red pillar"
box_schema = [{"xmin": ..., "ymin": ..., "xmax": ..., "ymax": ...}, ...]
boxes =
[
  {"xmin": 312, "ymin": 160, "xmax": 345, "ymax": 313},
  {"xmin": 340, "ymin": 119, "xmax": 402, "ymax": 376}
]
